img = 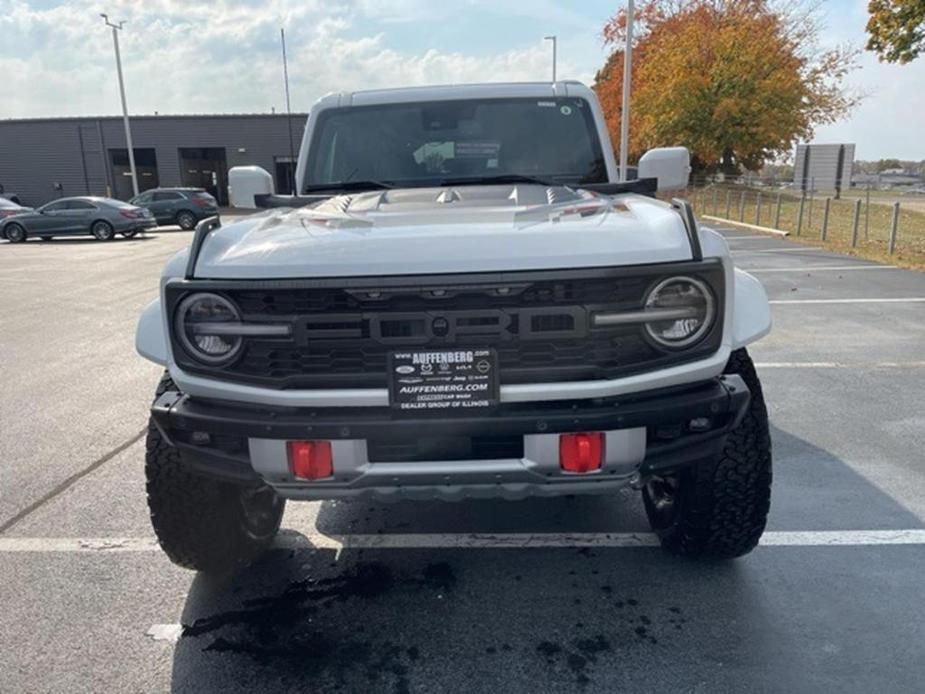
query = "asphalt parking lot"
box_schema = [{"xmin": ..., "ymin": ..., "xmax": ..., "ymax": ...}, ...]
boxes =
[{"xmin": 1, "ymin": 218, "xmax": 924, "ymax": 693}]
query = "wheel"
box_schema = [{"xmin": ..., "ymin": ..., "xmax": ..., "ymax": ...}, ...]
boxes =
[
  {"xmin": 91, "ymin": 220, "xmax": 115, "ymax": 241},
  {"xmin": 145, "ymin": 374, "xmax": 285, "ymax": 571},
  {"xmin": 642, "ymin": 348, "xmax": 772, "ymax": 559},
  {"xmin": 176, "ymin": 211, "xmax": 197, "ymax": 230},
  {"xmin": 5, "ymin": 223, "xmax": 27, "ymax": 243},
  {"xmin": 121, "ymin": 229, "xmax": 139, "ymax": 239}
]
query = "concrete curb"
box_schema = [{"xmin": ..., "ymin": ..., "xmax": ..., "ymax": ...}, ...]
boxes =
[{"xmin": 700, "ymin": 215, "xmax": 790, "ymax": 237}]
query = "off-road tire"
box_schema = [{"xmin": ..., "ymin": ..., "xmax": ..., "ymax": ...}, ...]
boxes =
[
  {"xmin": 642, "ymin": 348, "xmax": 772, "ymax": 558},
  {"xmin": 176, "ymin": 211, "xmax": 197, "ymax": 230},
  {"xmin": 5, "ymin": 223, "xmax": 27, "ymax": 243},
  {"xmin": 145, "ymin": 374, "xmax": 285, "ymax": 572}
]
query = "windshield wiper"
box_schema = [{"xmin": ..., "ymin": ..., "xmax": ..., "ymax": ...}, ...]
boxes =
[
  {"xmin": 304, "ymin": 180, "xmax": 394, "ymax": 193},
  {"xmin": 434, "ymin": 174, "xmax": 555, "ymax": 187}
]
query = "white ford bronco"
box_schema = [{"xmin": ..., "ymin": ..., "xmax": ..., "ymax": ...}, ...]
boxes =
[{"xmin": 136, "ymin": 81, "xmax": 772, "ymax": 571}]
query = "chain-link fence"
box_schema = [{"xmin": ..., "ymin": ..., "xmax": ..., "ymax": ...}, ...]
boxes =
[{"xmin": 685, "ymin": 177, "xmax": 925, "ymax": 266}]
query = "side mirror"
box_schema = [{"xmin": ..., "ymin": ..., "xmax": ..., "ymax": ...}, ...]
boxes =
[
  {"xmin": 228, "ymin": 166, "xmax": 275, "ymax": 208},
  {"xmin": 638, "ymin": 147, "xmax": 691, "ymax": 192}
]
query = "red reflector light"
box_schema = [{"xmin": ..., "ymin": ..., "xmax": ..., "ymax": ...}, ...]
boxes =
[
  {"xmin": 287, "ymin": 441, "xmax": 333, "ymax": 480},
  {"xmin": 559, "ymin": 433, "xmax": 604, "ymax": 473}
]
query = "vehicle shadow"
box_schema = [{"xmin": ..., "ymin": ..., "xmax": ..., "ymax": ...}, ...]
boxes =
[{"xmin": 168, "ymin": 425, "xmax": 922, "ymax": 693}]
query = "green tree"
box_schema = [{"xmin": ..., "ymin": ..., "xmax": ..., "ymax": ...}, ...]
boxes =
[
  {"xmin": 876, "ymin": 158, "xmax": 903, "ymax": 171},
  {"xmin": 866, "ymin": 0, "xmax": 925, "ymax": 64},
  {"xmin": 594, "ymin": 0, "xmax": 860, "ymax": 175}
]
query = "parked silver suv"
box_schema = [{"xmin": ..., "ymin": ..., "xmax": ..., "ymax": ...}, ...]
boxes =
[
  {"xmin": 137, "ymin": 82, "xmax": 773, "ymax": 572},
  {"xmin": 129, "ymin": 187, "xmax": 218, "ymax": 230}
]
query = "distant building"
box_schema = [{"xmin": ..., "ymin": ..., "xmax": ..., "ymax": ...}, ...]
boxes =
[
  {"xmin": 0, "ymin": 113, "xmax": 307, "ymax": 207},
  {"xmin": 851, "ymin": 172, "xmax": 924, "ymax": 189}
]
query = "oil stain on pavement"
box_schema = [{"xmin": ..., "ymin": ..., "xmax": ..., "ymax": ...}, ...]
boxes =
[{"xmin": 175, "ymin": 549, "xmax": 691, "ymax": 692}]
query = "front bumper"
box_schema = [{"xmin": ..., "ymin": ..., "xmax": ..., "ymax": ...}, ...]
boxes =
[{"xmin": 151, "ymin": 375, "xmax": 750, "ymax": 501}]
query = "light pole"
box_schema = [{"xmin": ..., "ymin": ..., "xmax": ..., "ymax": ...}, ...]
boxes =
[
  {"xmin": 619, "ymin": 0, "xmax": 635, "ymax": 182},
  {"xmin": 101, "ymin": 13, "xmax": 139, "ymax": 198},
  {"xmin": 544, "ymin": 35, "xmax": 557, "ymax": 82},
  {"xmin": 280, "ymin": 28, "xmax": 296, "ymax": 195}
]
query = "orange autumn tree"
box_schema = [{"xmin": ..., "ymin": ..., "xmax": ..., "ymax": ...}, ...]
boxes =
[
  {"xmin": 594, "ymin": 0, "xmax": 859, "ymax": 174},
  {"xmin": 866, "ymin": 0, "xmax": 925, "ymax": 64}
]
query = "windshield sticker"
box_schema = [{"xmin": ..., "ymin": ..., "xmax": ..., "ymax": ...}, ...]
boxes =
[
  {"xmin": 560, "ymin": 105, "xmax": 573, "ymax": 116},
  {"xmin": 537, "ymin": 101, "xmax": 556, "ymax": 107},
  {"xmin": 455, "ymin": 141, "xmax": 502, "ymax": 158}
]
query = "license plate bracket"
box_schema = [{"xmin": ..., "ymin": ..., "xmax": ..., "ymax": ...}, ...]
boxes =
[{"xmin": 388, "ymin": 348, "xmax": 499, "ymax": 413}]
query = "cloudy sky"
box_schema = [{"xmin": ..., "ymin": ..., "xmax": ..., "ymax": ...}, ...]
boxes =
[{"xmin": 2, "ymin": 0, "xmax": 923, "ymax": 160}]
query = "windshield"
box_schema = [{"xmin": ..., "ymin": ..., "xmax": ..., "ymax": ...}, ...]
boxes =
[{"xmin": 304, "ymin": 97, "xmax": 607, "ymax": 192}]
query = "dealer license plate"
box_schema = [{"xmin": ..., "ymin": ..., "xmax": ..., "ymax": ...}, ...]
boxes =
[{"xmin": 388, "ymin": 348, "xmax": 499, "ymax": 412}]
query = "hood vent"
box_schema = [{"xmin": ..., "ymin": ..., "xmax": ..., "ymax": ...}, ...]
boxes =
[
  {"xmin": 546, "ymin": 187, "xmax": 571, "ymax": 205},
  {"xmin": 436, "ymin": 189, "xmax": 461, "ymax": 204},
  {"xmin": 331, "ymin": 195, "xmax": 353, "ymax": 213}
]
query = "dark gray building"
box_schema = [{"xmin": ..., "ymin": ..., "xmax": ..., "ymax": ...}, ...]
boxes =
[{"xmin": 0, "ymin": 113, "xmax": 307, "ymax": 207}]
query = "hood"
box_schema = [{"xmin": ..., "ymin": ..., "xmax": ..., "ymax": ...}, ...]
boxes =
[{"xmin": 192, "ymin": 185, "xmax": 696, "ymax": 279}]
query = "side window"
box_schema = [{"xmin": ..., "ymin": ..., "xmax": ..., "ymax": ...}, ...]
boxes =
[
  {"xmin": 136, "ymin": 192, "xmax": 153, "ymax": 204},
  {"xmin": 66, "ymin": 200, "xmax": 96, "ymax": 210},
  {"xmin": 153, "ymin": 192, "xmax": 182, "ymax": 202},
  {"xmin": 41, "ymin": 200, "xmax": 69, "ymax": 212}
]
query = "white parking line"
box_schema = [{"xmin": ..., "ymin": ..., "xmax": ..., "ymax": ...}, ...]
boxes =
[
  {"xmin": 5, "ymin": 529, "xmax": 925, "ymax": 554},
  {"xmin": 136, "ymin": 527, "xmax": 925, "ymax": 645},
  {"xmin": 749, "ymin": 265, "xmax": 898, "ymax": 273},
  {"xmin": 147, "ymin": 624, "xmax": 184, "ymax": 643},
  {"xmin": 769, "ymin": 298, "xmax": 925, "ymax": 305}
]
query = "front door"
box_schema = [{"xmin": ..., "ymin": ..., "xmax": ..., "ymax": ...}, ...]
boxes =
[
  {"xmin": 34, "ymin": 200, "xmax": 72, "ymax": 233},
  {"xmin": 178, "ymin": 148, "xmax": 228, "ymax": 205},
  {"xmin": 149, "ymin": 191, "xmax": 184, "ymax": 223},
  {"xmin": 109, "ymin": 149, "xmax": 159, "ymax": 200},
  {"xmin": 62, "ymin": 200, "xmax": 97, "ymax": 233}
]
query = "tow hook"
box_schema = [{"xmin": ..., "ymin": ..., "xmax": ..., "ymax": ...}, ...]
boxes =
[{"xmin": 629, "ymin": 472, "xmax": 647, "ymax": 490}]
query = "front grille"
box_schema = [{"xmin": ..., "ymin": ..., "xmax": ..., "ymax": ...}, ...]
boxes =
[
  {"xmin": 234, "ymin": 332, "xmax": 657, "ymax": 387},
  {"xmin": 230, "ymin": 276, "xmax": 650, "ymax": 314},
  {"xmin": 167, "ymin": 262, "xmax": 725, "ymax": 390}
]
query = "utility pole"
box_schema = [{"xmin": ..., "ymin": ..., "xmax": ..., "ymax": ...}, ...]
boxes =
[
  {"xmin": 619, "ymin": 0, "xmax": 635, "ymax": 182},
  {"xmin": 544, "ymin": 36, "xmax": 557, "ymax": 82},
  {"xmin": 101, "ymin": 13, "xmax": 138, "ymax": 198},
  {"xmin": 281, "ymin": 28, "xmax": 297, "ymax": 195}
]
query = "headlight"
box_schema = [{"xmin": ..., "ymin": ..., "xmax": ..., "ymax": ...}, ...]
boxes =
[
  {"xmin": 175, "ymin": 292, "xmax": 243, "ymax": 364},
  {"xmin": 643, "ymin": 276, "xmax": 715, "ymax": 348}
]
